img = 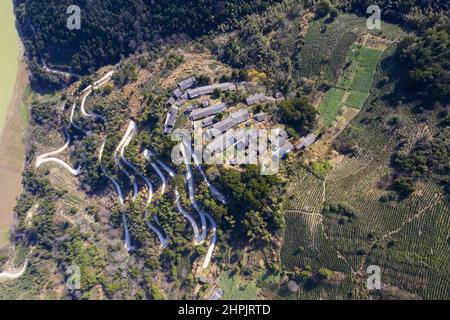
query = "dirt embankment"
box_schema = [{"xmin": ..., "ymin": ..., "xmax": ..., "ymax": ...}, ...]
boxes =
[{"xmin": 0, "ymin": 55, "xmax": 29, "ymax": 248}]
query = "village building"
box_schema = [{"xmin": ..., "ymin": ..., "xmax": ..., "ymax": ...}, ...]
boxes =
[
  {"xmin": 184, "ymin": 105, "xmax": 195, "ymax": 114},
  {"xmin": 164, "ymin": 106, "xmax": 178, "ymax": 134},
  {"xmin": 173, "ymin": 88, "xmax": 183, "ymax": 99},
  {"xmin": 178, "ymin": 76, "xmax": 196, "ymax": 91},
  {"xmin": 206, "ymin": 109, "xmax": 250, "ymax": 139},
  {"xmin": 208, "ymin": 288, "xmax": 224, "ymax": 300},
  {"xmin": 269, "ymin": 129, "xmax": 288, "ymax": 150},
  {"xmin": 166, "ymin": 96, "xmax": 176, "ymax": 107},
  {"xmin": 246, "ymin": 93, "xmax": 266, "ymax": 106},
  {"xmin": 273, "ymin": 141, "xmax": 294, "ymax": 160},
  {"xmin": 295, "ymin": 133, "xmax": 317, "ymax": 150},
  {"xmin": 187, "ymin": 83, "xmax": 236, "ymax": 99},
  {"xmin": 190, "ymin": 103, "xmax": 227, "ymax": 121},
  {"xmin": 254, "ymin": 112, "xmax": 266, "ymax": 122},
  {"xmin": 201, "ymin": 116, "xmax": 215, "ymax": 128}
]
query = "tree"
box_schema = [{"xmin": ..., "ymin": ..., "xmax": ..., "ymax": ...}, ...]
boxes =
[
  {"xmin": 398, "ymin": 26, "xmax": 450, "ymax": 101},
  {"xmin": 318, "ymin": 267, "xmax": 333, "ymax": 280},
  {"xmin": 278, "ymin": 97, "xmax": 317, "ymax": 135},
  {"xmin": 315, "ymin": 0, "xmax": 332, "ymax": 18}
]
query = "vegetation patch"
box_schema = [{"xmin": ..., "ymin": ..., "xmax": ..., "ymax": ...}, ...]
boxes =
[{"xmin": 318, "ymin": 88, "xmax": 345, "ymax": 127}]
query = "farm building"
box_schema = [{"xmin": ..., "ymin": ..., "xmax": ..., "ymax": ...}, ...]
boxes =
[
  {"xmin": 173, "ymin": 88, "xmax": 183, "ymax": 99},
  {"xmin": 187, "ymin": 82, "xmax": 236, "ymax": 99},
  {"xmin": 254, "ymin": 112, "xmax": 266, "ymax": 122},
  {"xmin": 246, "ymin": 93, "xmax": 266, "ymax": 106},
  {"xmin": 269, "ymin": 129, "xmax": 288, "ymax": 149},
  {"xmin": 207, "ymin": 109, "xmax": 250, "ymax": 138},
  {"xmin": 164, "ymin": 106, "xmax": 178, "ymax": 134},
  {"xmin": 295, "ymin": 133, "xmax": 317, "ymax": 150},
  {"xmin": 201, "ymin": 116, "xmax": 215, "ymax": 127},
  {"xmin": 166, "ymin": 96, "xmax": 176, "ymax": 107},
  {"xmin": 178, "ymin": 76, "xmax": 196, "ymax": 91},
  {"xmin": 273, "ymin": 141, "xmax": 294, "ymax": 160},
  {"xmin": 190, "ymin": 103, "xmax": 227, "ymax": 121}
]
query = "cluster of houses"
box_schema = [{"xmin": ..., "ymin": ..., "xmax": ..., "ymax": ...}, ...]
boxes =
[{"xmin": 163, "ymin": 76, "xmax": 317, "ymax": 163}]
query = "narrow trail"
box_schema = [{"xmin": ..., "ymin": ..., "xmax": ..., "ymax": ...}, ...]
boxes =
[
  {"xmin": 99, "ymin": 140, "xmax": 125, "ymax": 206},
  {"xmin": 181, "ymin": 143, "xmax": 208, "ymax": 241},
  {"xmin": 144, "ymin": 149, "xmax": 204, "ymax": 244},
  {"xmin": 120, "ymin": 121, "xmax": 153, "ymax": 205},
  {"xmin": 181, "ymin": 143, "xmax": 218, "ymax": 269},
  {"xmin": 69, "ymin": 98, "xmax": 82, "ymax": 130},
  {"xmin": 0, "ymin": 260, "xmax": 28, "ymax": 280},
  {"xmin": 75, "ymin": 70, "xmax": 134, "ymax": 252},
  {"xmin": 41, "ymin": 58, "xmax": 81, "ymax": 79},
  {"xmin": 35, "ymin": 128, "xmax": 81, "ymax": 176},
  {"xmin": 118, "ymin": 121, "xmax": 169, "ymax": 248},
  {"xmin": 192, "ymin": 151, "xmax": 227, "ymax": 205},
  {"xmin": 114, "ymin": 121, "xmax": 139, "ymax": 201}
]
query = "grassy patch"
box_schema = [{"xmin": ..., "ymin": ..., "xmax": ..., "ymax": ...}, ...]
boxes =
[
  {"xmin": 310, "ymin": 160, "xmax": 333, "ymax": 179},
  {"xmin": 19, "ymin": 85, "xmax": 32, "ymax": 124},
  {"xmin": 345, "ymin": 47, "xmax": 383, "ymax": 109},
  {"xmin": 299, "ymin": 14, "xmax": 366, "ymax": 80},
  {"xmin": 318, "ymin": 88, "xmax": 345, "ymax": 127},
  {"xmin": 346, "ymin": 91, "xmax": 368, "ymax": 109},
  {"xmin": 218, "ymin": 271, "xmax": 261, "ymax": 300}
]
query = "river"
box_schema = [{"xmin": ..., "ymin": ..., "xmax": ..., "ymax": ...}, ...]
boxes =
[{"xmin": 0, "ymin": 0, "xmax": 27, "ymax": 247}]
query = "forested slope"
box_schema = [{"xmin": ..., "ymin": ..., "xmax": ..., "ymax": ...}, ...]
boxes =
[{"xmin": 14, "ymin": 0, "xmax": 279, "ymax": 75}]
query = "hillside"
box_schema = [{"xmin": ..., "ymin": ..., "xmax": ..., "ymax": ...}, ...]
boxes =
[{"xmin": 1, "ymin": 0, "xmax": 448, "ymax": 301}]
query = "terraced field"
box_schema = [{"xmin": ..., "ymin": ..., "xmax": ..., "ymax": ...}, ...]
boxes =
[
  {"xmin": 282, "ymin": 31, "xmax": 449, "ymax": 299},
  {"xmin": 344, "ymin": 47, "xmax": 383, "ymax": 109},
  {"xmin": 299, "ymin": 14, "xmax": 366, "ymax": 81}
]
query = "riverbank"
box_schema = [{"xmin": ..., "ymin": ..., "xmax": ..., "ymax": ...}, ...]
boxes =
[{"xmin": 0, "ymin": 50, "xmax": 29, "ymax": 248}]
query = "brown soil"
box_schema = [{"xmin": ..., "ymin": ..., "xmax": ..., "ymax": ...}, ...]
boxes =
[{"xmin": 0, "ymin": 55, "xmax": 28, "ymax": 247}]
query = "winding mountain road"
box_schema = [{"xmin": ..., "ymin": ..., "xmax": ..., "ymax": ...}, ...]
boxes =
[
  {"xmin": 35, "ymin": 129, "xmax": 81, "ymax": 176},
  {"xmin": 114, "ymin": 121, "xmax": 139, "ymax": 200},
  {"xmin": 0, "ymin": 260, "xmax": 28, "ymax": 281},
  {"xmin": 181, "ymin": 143, "xmax": 218, "ymax": 269},
  {"xmin": 120, "ymin": 121, "xmax": 153, "ymax": 205},
  {"xmin": 144, "ymin": 149, "xmax": 204, "ymax": 244}
]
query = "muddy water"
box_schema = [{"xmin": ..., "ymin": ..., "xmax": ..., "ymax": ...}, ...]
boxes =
[{"xmin": 0, "ymin": 0, "xmax": 27, "ymax": 247}]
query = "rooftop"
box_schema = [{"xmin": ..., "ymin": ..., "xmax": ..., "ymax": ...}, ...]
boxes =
[{"xmin": 190, "ymin": 103, "xmax": 227, "ymax": 121}]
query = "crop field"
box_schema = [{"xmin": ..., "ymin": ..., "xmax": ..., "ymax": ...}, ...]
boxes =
[
  {"xmin": 281, "ymin": 211, "xmax": 353, "ymax": 300},
  {"xmin": 318, "ymin": 88, "xmax": 345, "ymax": 127},
  {"xmin": 366, "ymin": 195, "xmax": 450, "ymax": 299},
  {"xmin": 282, "ymin": 31, "xmax": 449, "ymax": 299},
  {"xmin": 299, "ymin": 14, "xmax": 366, "ymax": 81},
  {"xmin": 285, "ymin": 165, "xmax": 324, "ymax": 213},
  {"xmin": 323, "ymin": 32, "xmax": 358, "ymax": 84},
  {"xmin": 345, "ymin": 47, "xmax": 383, "ymax": 109}
]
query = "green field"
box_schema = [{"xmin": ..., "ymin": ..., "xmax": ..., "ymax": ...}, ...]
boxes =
[
  {"xmin": 345, "ymin": 47, "xmax": 383, "ymax": 109},
  {"xmin": 318, "ymin": 45, "xmax": 383, "ymax": 126},
  {"xmin": 318, "ymin": 88, "xmax": 345, "ymax": 127},
  {"xmin": 299, "ymin": 14, "xmax": 366, "ymax": 81}
]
